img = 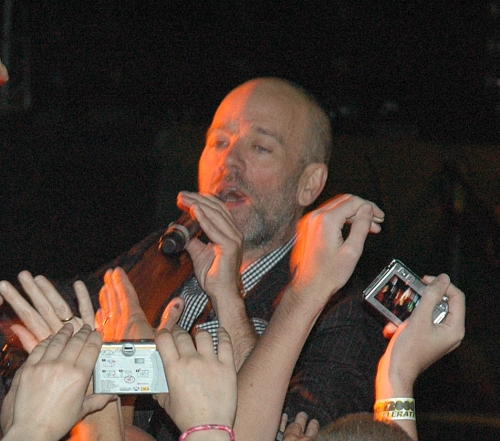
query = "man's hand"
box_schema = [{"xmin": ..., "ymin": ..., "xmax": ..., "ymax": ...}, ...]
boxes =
[
  {"xmin": 0, "ymin": 271, "xmax": 95, "ymax": 353},
  {"xmin": 290, "ymin": 194, "xmax": 384, "ymax": 303},
  {"xmin": 178, "ymin": 191, "xmax": 243, "ymax": 313},
  {"xmin": 177, "ymin": 191, "xmax": 255, "ymax": 369},
  {"xmin": 1, "ymin": 324, "xmax": 111, "ymax": 440}
]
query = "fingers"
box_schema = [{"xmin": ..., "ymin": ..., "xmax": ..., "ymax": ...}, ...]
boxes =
[
  {"xmin": 30, "ymin": 274, "xmax": 75, "ymax": 325},
  {"xmin": 420, "ymin": 274, "xmax": 466, "ymax": 342},
  {"xmin": 74, "ymin": 281, "xmax": 95, "ymax": 328},
  {"xmin": 157, "ymin": 297, "xmax": 185, "ymax": 332},
  {"xmin": 156, "ymin": 326, "xmax": 181, "ymax": 363},
  {"xmin": 216, "ymin": 327, "xmax": 235, "ymax": 366},
  {"xmin": 82, "ymin": 394, "xmax": 116, "ymax": 416},
  {"xmin": 412, "ymin": 274, "xmax": 449, "ymax": 326},
  {"xmin": 38, "ymin": 323, "xmax": 74, "ymax": 362},
  {"xmin": 156, "ymin": 326, "xmax": 198, "ymax": 364},
  {"xmin": 383, "ymin": 322, "xmax": 398, "ymax": 339},
  {"xmin": 304, "ymin": 419, "xmax": 319, "ymax": 438},
  {"xmin": 283, "ymin": 412, "xmax": 319, "ymax": 440},
  {"xmin": 112, "ymin": 267, "xmax": 142, "ymax": 310},
  {"xmin": 171, "ymin": 326, "xmax": 198, "ymax": 357},
  {"xmin": 193, "ymin": 329, "xmax": 217, "ymax": 358},
  {"xmin": 58, "ymin": 325, "xmax": 101, "ymax": 368},
  {"xmin": 0, "ymin": 279, "xmax": 53, "ymax": 341},
  {"xmin": 178, "ymin": 191, "xmax": 243, "ymax": 246},
  {"xmin": 10, "ymin": 324, "xmax": 40, "ymax": 354},
  {"xmin": 342, "ymin": 203, "xmax": 374, "ymax": 257},
  {"xmin": 328, "ymin": 194, "xmax": 384, "ymax": 231},
  {"xmin": 23, "ymin": 335, "xmax": 53, "ymax": 366}
]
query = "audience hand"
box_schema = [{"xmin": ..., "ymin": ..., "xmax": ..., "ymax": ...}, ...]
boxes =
[
  {"xmin": 96, "ymin": 267, "xmax": 156, "ymax": 340},
  {"xmin": 282, "ymin": 412, "xmax": 319, "ymax": 441},
  {"xmin": 1, "ymin": 324, "xmax": 112, "ymax": 441},
  {"xmin": 0, "ymin": 271, "xmax": 94, "ymax": 353},
  {"xmin": 290, "ymin": 194, "xmax": 384, "ymax": 302},
  {"xmin": 0, "ymin": 58, "xmax": 8, "ymax": 84},
  {"xmin": 154, "ymin": 326, "xmax": 237, "ymax": 434},
  {"xmin": 377, "ymin": 273, "xmax": 466, "ymax": 396}
]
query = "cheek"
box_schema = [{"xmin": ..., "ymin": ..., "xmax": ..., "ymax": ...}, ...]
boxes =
[{"xmin": 198, "ymin": 151, "xmax": 217, "ymax": 192}]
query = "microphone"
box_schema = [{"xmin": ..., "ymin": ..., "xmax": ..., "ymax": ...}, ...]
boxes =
[{"xmin": 158, "ymin": 212, "xmax": 200, "ymax": 254}]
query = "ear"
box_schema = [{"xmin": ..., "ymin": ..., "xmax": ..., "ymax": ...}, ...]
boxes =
[{"xmin": 297, "ymin": 163, "xmax": 328, "ymax": 207}]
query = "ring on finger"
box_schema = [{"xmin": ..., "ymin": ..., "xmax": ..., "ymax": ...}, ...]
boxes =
[
  {"xmin": 102, "ymin": 313, "xmax": 113, "ymax": 327},
  {"xmin": 60, "ymin": 313, "xmax": 75, "ymax": 323}
]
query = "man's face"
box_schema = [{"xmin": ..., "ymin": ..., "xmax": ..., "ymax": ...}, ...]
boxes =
[{"xmin": 198, "ymin": 79, "xmax": 311, "ymax": 249}]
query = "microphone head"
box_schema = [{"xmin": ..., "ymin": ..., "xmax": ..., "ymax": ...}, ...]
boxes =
[{"xmin": 159, "ymin": 230, "xmax": 186, "ymax": 254}]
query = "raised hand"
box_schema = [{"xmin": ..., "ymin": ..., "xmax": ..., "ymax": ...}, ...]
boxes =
[
  {"xmin": 290, "ymin": 194, "xmax": 384, "ymax": 302},
  {"xmin": 0, "ymin": 271, "xmax": 95, "ymax": 353},
  {"xmin": 154, "ymin": 326, "xmax": 237, "ymax": 434},
  {"xmin": 375, "ymin": 273, "xmax": 466, "ymax": 440},
  {"xmin": 96, "ymin": 267, "xmax": 156, "ymax": 341},
  {"xmin": 377, "ymin": 273, "xmax": 466, "ymax": 396},
  {"xmin": 1, "ymin": 324, "xmax": 112, "ymax": 441}
]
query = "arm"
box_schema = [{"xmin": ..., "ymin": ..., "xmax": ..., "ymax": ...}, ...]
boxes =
[
  {"xmin": 180, "ymin": 191, "xmax": 257, "ymax": 369},
  {"xmin": 235, "ymin": 195, "xmax": 384, "ymax": 441},
  {"xmin": 375, "ymin": 273, "xmax": 466, "ymax": 440},
  {"xmin": 1, "ymin": 324, "xmax": 111, "ymax": 441}
]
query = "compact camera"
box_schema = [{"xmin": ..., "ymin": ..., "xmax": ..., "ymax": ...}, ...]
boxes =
[
  {"xmin": 363, "ymin": 259, "xmax": 449, "ymax": 326},
  {"xmin": 93, "ymin": 341, "xmax": 168, "ymax": 394}
]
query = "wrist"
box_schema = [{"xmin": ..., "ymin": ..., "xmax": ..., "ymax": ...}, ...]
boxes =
[
  {"xmin": 374, "ymin": 397, "xmax": 416, "ymax": 422},
  {"xmin": 376, "ymin": 357, "xmax": 415, "ymax": 400},
  {"xmin": 179, "ymin": 424, "xmax": 234, "ymax": 441}
]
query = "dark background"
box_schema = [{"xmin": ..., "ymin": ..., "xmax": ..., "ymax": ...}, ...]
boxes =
[{"xmin": 1, "ymin": 1, "xmax": 500, "ymax": 437}]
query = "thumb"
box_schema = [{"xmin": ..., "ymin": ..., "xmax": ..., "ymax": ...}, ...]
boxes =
[{"xmin": 82, "ymin": 394, "xmax": 117, "ymax": 417}]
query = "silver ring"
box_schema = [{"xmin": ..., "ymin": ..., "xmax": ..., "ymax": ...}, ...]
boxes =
[
  {"xmin": 101, "ymin": 314, "xmax": 113, "ymax": 327},
  {"xmin": 61, "ymin": 313, "xmax": 75, "ymax": 323}
]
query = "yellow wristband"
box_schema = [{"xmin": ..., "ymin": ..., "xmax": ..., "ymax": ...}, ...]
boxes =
[{"xmin": 374, "ymin": 398, "xmax": 416, "ymax": 421}]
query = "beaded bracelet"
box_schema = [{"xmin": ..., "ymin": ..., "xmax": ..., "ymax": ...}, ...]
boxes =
[
  {"xmin": 374, "ymin": 397, "xmax": 416, "ymax": 421},
  {"xmin": 179, "ymin": 424, "xmax": 235, "ymax": 441}
]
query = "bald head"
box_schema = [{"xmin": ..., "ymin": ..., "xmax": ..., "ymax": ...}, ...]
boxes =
[{"xmin": 232, "ymin": 78, "xmax": 333, "ymax": 167}]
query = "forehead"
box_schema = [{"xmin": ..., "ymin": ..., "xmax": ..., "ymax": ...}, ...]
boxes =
[{"xmin": 208, "ymin": 80, "xmax": 311, "ymax": 146}]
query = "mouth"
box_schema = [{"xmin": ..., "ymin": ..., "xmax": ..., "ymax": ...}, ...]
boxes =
[{"xmin": 216, "ymin": 188, "xmax": 247, "ymax": 204}]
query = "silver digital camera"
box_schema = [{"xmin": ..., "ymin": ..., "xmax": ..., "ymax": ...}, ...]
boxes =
[
  {"xmin": 363, "ymin": 259, "xmax": 449, "ymax": 326},
  {"xmin": 93, "ymin": 341, "xmax": 168, "ymax": 394}
]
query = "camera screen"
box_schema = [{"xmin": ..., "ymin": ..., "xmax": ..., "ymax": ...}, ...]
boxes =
[{"xmin": 374, "ymin": 274, "xmax": 421, "ymax": 322}]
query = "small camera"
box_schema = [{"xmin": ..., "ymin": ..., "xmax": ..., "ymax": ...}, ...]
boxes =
[
  {"xmin": 363, "ymin": 259, "xmax": 449, "ymax": 326},
  {"xmin": 93, "ymin": 340, "xmax": 168, "ymax": 394}
]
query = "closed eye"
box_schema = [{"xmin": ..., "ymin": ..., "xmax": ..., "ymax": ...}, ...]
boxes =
[{"xmin": 253, "ymin": 145, "xmax": 270, "ymax": 153}]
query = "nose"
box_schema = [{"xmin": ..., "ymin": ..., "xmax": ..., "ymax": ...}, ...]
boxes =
[{"xmin": 219, "ymin": 138, "xmax": 244, "ymax": 172}]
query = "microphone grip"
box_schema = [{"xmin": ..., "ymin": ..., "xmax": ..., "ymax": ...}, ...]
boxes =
[{"xmin": 159, "ymin": 212, "xmax": 200, "ymax": 255}]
